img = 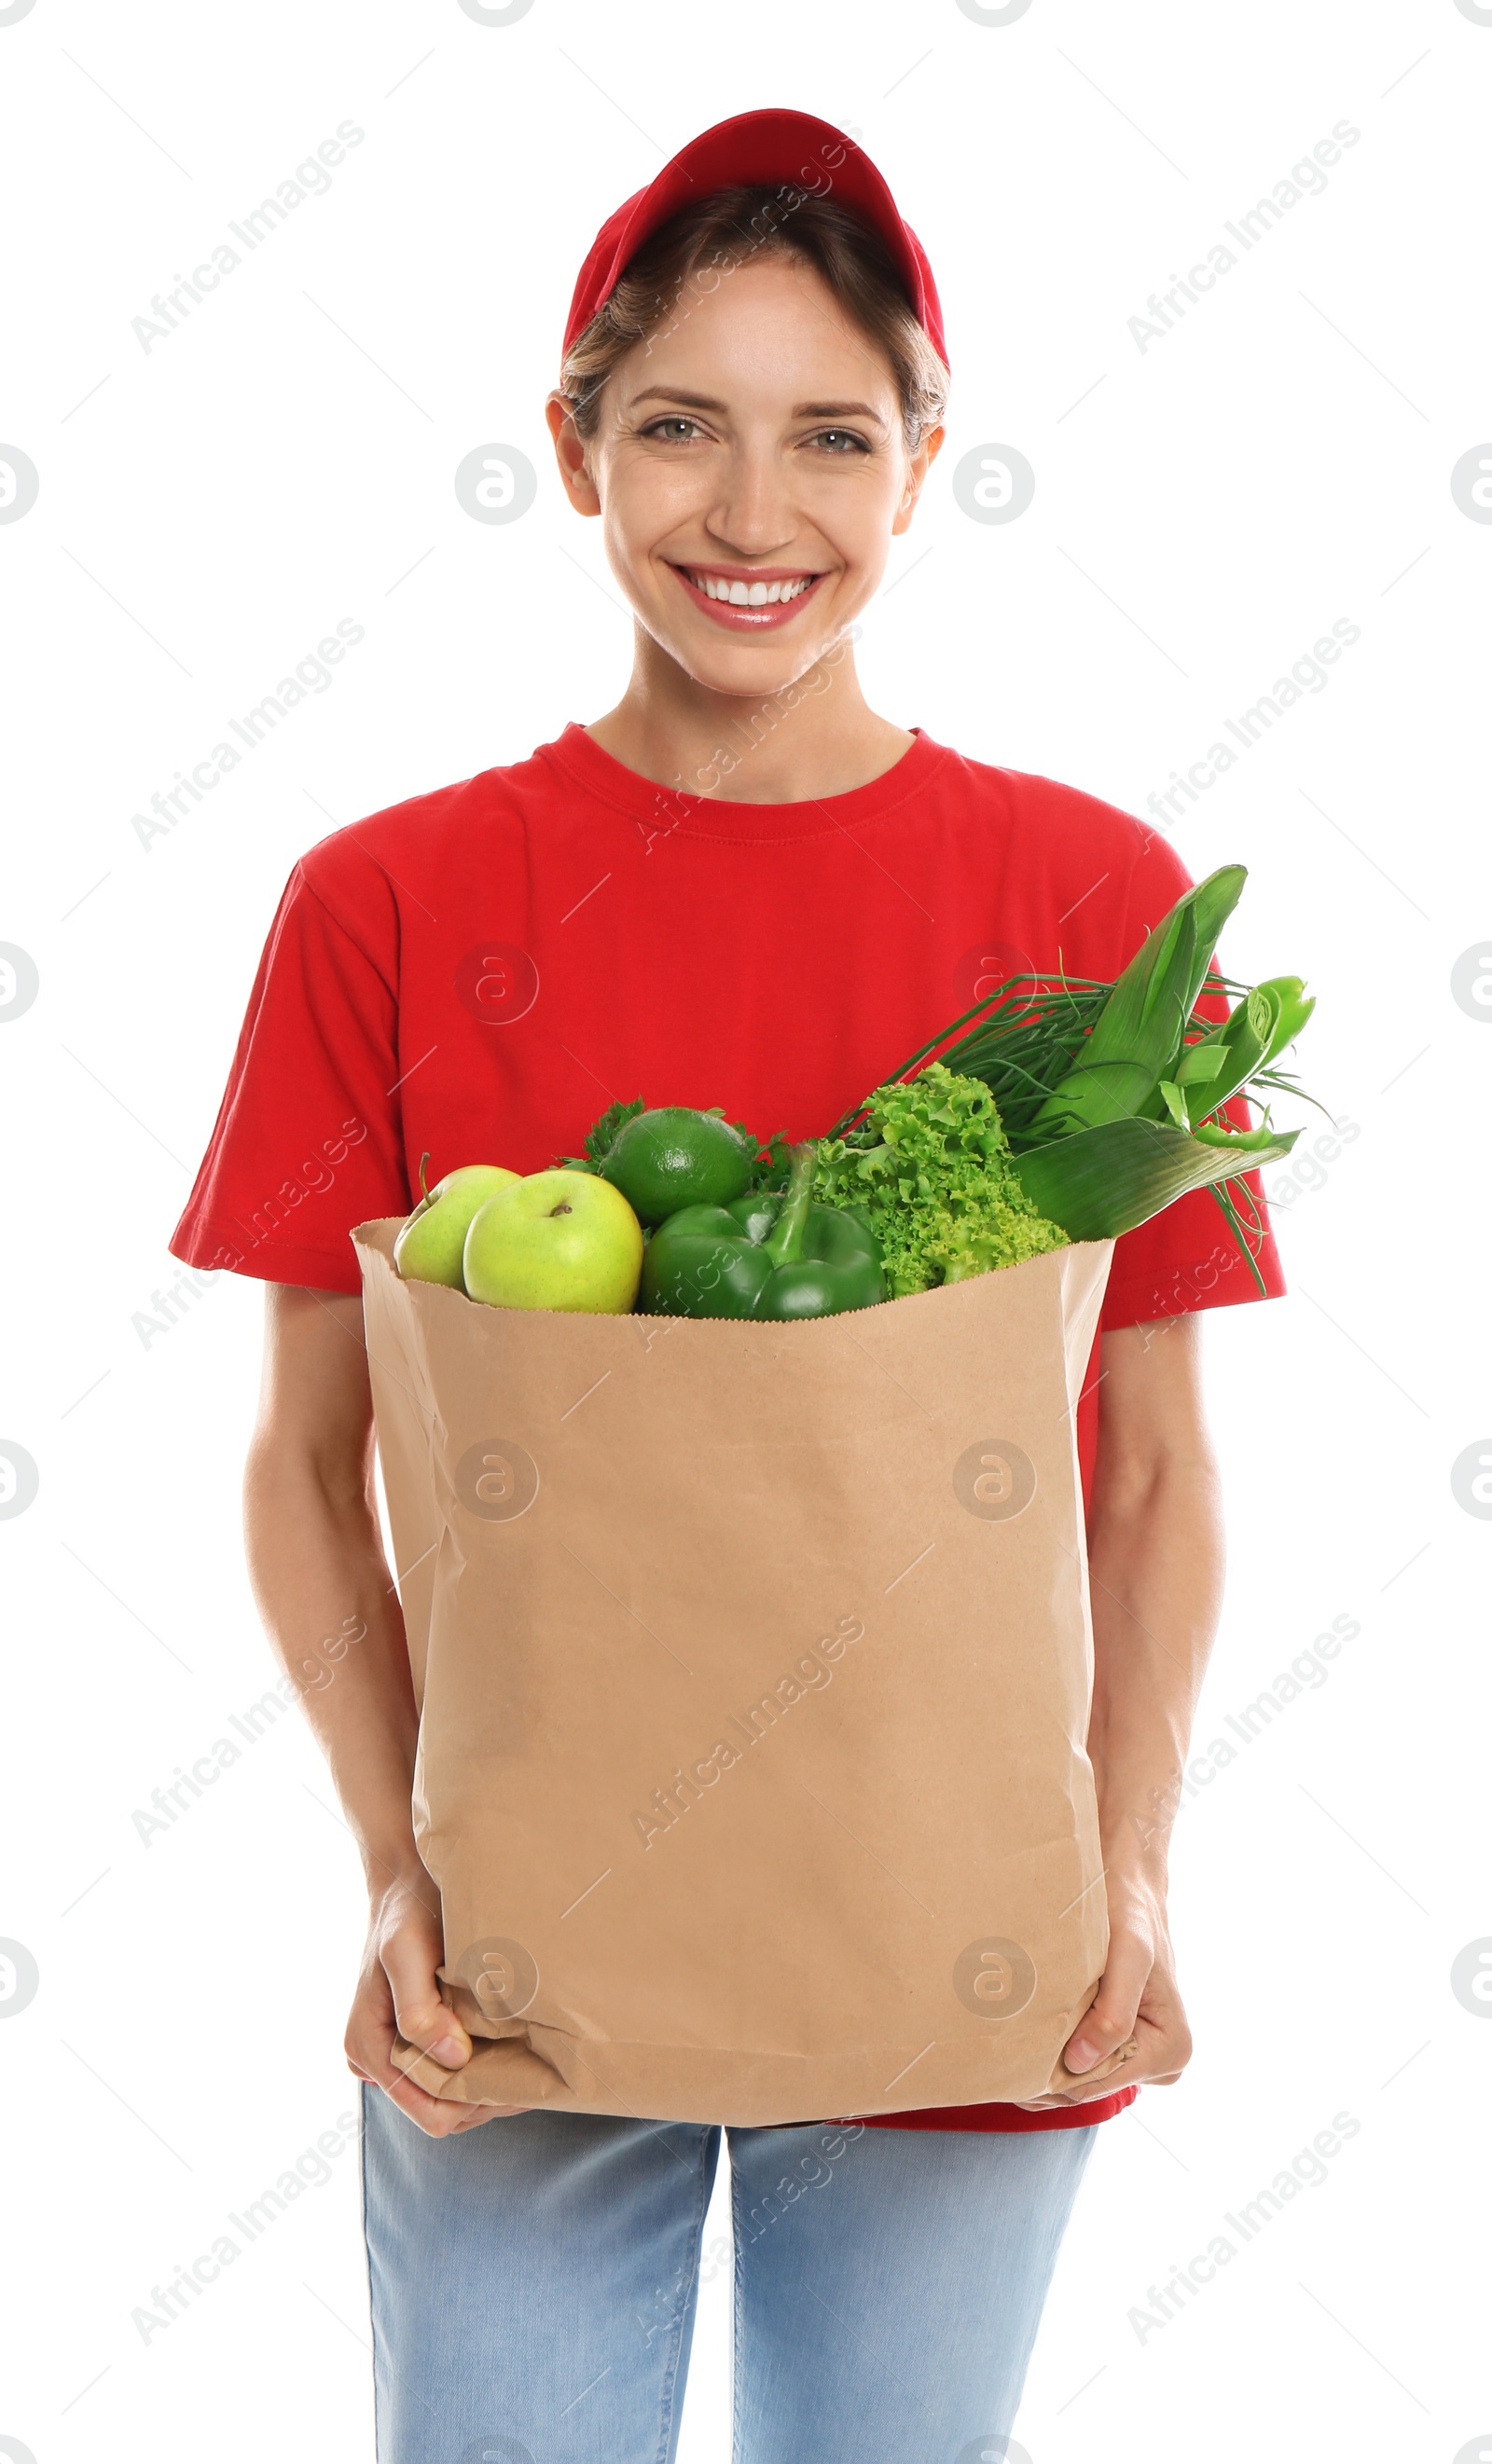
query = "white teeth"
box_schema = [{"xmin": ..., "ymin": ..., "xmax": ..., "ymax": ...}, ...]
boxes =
[{"xmin": 688, "ymin": 571, "xmax": 817, "ymax": 605}]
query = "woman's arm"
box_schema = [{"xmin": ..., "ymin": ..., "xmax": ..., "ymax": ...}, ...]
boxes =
[
  {"xmin": 1050, "ymin": 1312, "xmax": 1223, "ymax": 2099},
  {"xmin": 243, "ymin": 1283, "xmax": 518, "ymax": 2134}
]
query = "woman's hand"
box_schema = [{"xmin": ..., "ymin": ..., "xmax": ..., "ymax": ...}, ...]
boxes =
[
  {"xmin": 1020, "ymin": 1314, "xmax": 1218, "ymax": 2113},
  {"xmin": 1020, "ymin": 1873, "xmax": 1193, "ymax": 2109},
  {"xmin": 345, "ymin": 1869, "xmax": 527, "ymax": 2138},
  {"xmin": 243, "ymin": 1288, "xmax": 524, "ymax": 2143}
]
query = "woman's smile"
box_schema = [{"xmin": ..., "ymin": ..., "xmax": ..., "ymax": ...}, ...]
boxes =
[{"xmin": 668, "ymin": 560, "xmax": 829, "ymax": 627}]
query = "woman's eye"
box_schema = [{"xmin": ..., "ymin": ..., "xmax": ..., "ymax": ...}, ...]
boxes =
[
  {"xmin": 643, "ymin": 418, "xmax": 702, "ymax": 442},
  {"xmin": 810, "ymin": 429, "xmax": 871, "ymax": 456}
]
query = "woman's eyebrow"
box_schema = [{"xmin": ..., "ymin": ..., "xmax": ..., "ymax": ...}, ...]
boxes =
[
  {"xmin": 793, "ymin": 401, "xmax": 888, "ymax": 425},
  {"xmin": 626, "ymin": 387, "xmax": 728, "ymax": 413},
  {"xmin": 625, "ymin": 386, "xmax": 889, "ymax": 427}
]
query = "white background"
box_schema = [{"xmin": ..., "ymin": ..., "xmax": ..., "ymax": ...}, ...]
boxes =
[{"xmin": 2, "ymin": 0, "xmax": 1489, "ymax": 2457}]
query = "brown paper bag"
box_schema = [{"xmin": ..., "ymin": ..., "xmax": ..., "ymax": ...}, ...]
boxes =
[{"xmin": 354, "ymin": 1220, "xmax": 1135, "ymax": 2125}]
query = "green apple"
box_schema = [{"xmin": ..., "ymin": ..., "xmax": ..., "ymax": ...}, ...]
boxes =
[
  {"xmin": 394, "ymin": 1163, "xmax": 519, "ymax": 1287},
  {"xmin": 463, "ymin": 1169, "xmax": 643, "ymax": 1313}
]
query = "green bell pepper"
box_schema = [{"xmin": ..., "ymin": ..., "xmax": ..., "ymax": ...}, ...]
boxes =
[{"xmin": 639, "ymin": 1143, "xmax": 885, "ymax": 1319}]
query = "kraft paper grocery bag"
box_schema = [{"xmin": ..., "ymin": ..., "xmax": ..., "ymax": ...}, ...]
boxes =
[{"xmin": 353, "ymin": 1220, "xmax": 1135, "ymax": 2125}]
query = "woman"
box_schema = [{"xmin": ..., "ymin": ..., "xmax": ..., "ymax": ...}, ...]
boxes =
[{"xmin": 172, "ymin": 109, "xmax": 1282, "ymax": 2464}]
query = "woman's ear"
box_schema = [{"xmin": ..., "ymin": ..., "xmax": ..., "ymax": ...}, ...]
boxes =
[
  {"xmin": 891, "ymin": 422, "xmax": 946, "ymax": 538},
  {"xmin": 545, "ymin": 392, "xmax": 601, "ymax": 517}
]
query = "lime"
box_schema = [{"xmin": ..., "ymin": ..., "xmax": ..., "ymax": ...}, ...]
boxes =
[{"xmin": 599, "ymin": 1107, "xmax": 757, "ymax": 1225}]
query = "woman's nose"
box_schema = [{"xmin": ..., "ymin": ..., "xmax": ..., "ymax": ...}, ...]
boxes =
[{"xmin": 702, "ymin": 447, "xmax": 799, "ymax": 559}]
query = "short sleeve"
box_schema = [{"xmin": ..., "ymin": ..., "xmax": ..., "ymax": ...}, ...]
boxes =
[
  {"xmin": 169, "ymin": 862, "xmax": 411, "ymax": 1292},
  {"xmin": 1098, "ymin": 832, "xmax": 1287, "ymax": 1330}
]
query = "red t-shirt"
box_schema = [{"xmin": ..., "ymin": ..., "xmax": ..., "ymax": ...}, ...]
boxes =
[{"xmin": 171, "ymin": 722, "xmax": 1285, "ymax": 2133}]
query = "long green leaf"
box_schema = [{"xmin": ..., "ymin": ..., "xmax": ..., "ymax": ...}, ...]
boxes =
[
  {"xmin": 1029, "ymin": 865, "xmax": 1248, "ymax": 1135},
  {"xmin": 1014, "ymin": 1115, "xmax": 1298, "ymax": 1242}
]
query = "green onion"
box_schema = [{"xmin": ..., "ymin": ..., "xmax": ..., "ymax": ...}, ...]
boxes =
[
  {"xmin": 1027, "ymin": 866, "xmax": 1246, "ymax": 1136},
  {"xmin": 830, "ymin": 862, "xmax": 1319, "ymax": 1288}
]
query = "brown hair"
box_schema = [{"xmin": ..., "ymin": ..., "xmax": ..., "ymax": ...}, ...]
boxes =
[{"xmin": 559, "ymin": 184, "xmax": 949, "ymax": 451}]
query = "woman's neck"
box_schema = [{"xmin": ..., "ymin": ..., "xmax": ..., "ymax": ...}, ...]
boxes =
[{"xmin": 586, "ymin": 626, "xmax": 916, "ymax": 805}]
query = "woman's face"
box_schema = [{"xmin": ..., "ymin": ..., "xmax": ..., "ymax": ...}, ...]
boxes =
[{"xmin": 547, "ymin": 255, "xmax": 942, "ymax": 697}]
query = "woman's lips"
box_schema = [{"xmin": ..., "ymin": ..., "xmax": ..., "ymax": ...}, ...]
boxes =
[{"xmin": 670, "ymin": 565, "xmax": 829, "ymax": 630}]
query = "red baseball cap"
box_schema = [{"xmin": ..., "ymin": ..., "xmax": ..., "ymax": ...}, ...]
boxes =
[{"xmin": 561, "ymin": 108, "xmax": 946, "ymax": 370}]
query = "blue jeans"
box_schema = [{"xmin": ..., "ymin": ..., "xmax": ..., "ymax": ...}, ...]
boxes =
[{"xmin": 360, "ymin": 2085, "xmax": 1097, "ymax": 2464}]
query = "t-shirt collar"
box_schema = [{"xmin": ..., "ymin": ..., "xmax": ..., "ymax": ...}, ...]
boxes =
[{"xmin": 546, "ymin": 720, "xmax": 940, "ymax": 842}]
